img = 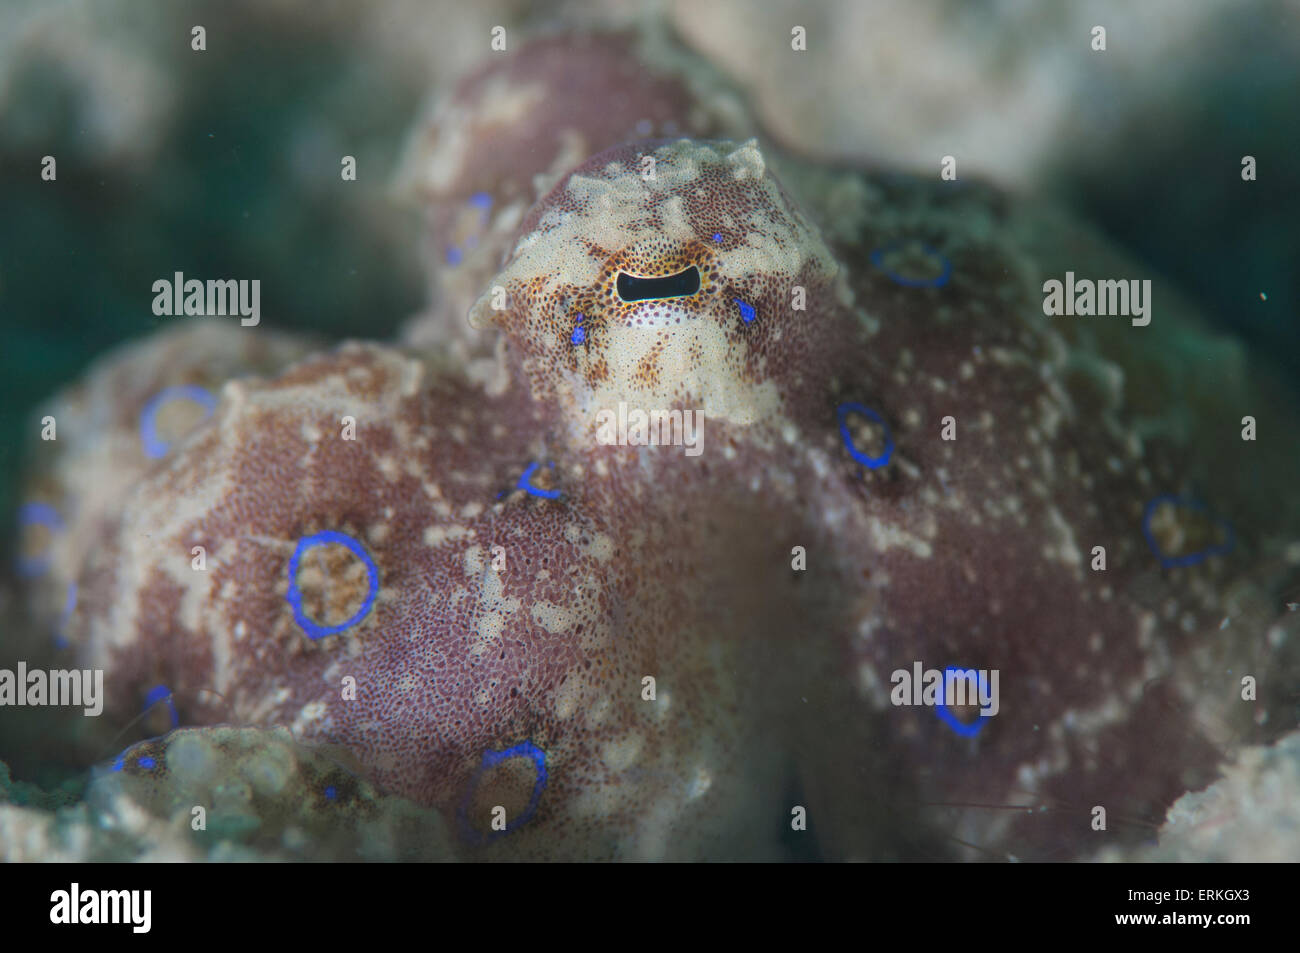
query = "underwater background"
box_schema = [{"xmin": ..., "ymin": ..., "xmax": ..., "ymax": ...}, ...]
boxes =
[{"xmin": 0, "ymin": 0, "xmax": 1297, "ymax": 860}]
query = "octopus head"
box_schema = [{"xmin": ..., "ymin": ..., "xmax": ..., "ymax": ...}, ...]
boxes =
[{"xmin": 470, "ymin": 138, "xmax": 843, "ymax": 437}]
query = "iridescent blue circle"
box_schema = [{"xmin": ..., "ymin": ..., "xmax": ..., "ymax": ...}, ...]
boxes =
[
  {"xmin": 517, "ymin": 461, "xmax": 562, "ymax": 500},
  {"xmin": 1141, "ymin": 495, "xmax": 1234, "ymax": 569},
  {"xmin": 285, "ymin": 530, "xmax": 380, "ymax": 640},
  {"xmin": 836, "ymin": 402, "xmax": 894, "ymax": 469},
  {"xmin": 869, "ymin": 240, "xmax": 953, "ymax": 289},
  {"xmin": 139, "ymin": 385, "xmax": 218, "ymax": 459},
  {"xmin": 457, "ymin": 740, "xmax": 548, "ymax": 845},
  {"xmin": 17, "ymin": 501, "xmax": 62, "ymax": 577},
  {"xmin": 144, "ymin": 683, "xmax": 179, "ymax": 729},
  {"xmin": 935, "ymin": 666, "xmax": 989, "ymax": 738}
]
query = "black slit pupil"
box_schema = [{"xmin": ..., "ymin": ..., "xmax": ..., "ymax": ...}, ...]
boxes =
[{"xmin": 617, "ymin": 267, "xmax": 701, "ymax": 302}]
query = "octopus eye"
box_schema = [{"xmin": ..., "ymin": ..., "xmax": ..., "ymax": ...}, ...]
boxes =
[{"xmin": 616, "ymin": 266, "xmax": 701, "ymax": 303}]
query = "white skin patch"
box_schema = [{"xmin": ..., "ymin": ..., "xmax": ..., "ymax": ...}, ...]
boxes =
[
  {"xmin": 625, "ymin": 301, "xmax": 696, "ymax": 329},
  {"xmin": 471, "ymin": 138, "xmax": 835, "ymax": 434}
]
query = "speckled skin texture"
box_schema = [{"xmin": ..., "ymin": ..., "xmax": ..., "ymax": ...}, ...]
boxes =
[
  {"xmin": 20, "ymin": 323, "xmax": 316, "ymax": 638},
  {"xmin": 396, "ymin": 28, "xmax": 748, "ymax": 362},
  {"xmin": 25, "ymin": 30, "xmax": 1300, "ymax": 861}
]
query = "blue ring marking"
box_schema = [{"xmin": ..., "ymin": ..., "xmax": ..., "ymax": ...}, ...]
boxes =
[
  {"xmin": 935, "ymin": 666, "xmax": 989, "ymax": 738},
  {"xmin": 869, "ymin": 240, "xmax": 953, "ymax": 289},
  {"xmin": 711, "ymin": 232, "xmax": 723, "ymax": 243},
  {"xmin": 469, "ymin": 191, "xmax": 493, "ymax": 211},
  {"xmin": 457, "ymin": 740, "xmax": 548, "ymax": 845},
  {"xmin": 836, "ymin": 402, "xmax": 894, "ymax": 469},
  {"xmin": 517, "ymin": 461, "xmax": 562, "ymax": 500},
  {"xmin": 324, "ymin": 785, "xmax": 337, "ymax": 801},
  {"xmin": 446, "ymin": 246, "xmax": 463, "ymax": 266},
  {"xmin": 111, "ymin": 756, "xmax": 125, "ymax": 773},
  {"xmin": 285, "ymin": 530, "xmax": 380, "ymax": 640},
  {"xmin": 1141, "ymin": 495, "xmax": 1235, "ymax": 568},
  {"xmin": 137, "ymin": 756, "xmax": 157, "ymax": 770},
  {"xmin": 734, "ymin": 298, "xmax": 757, "ymax": 324},
  {"xmin": 571, "ymin": 326, "xmax": 586, "ymax": 345},
  {"xmin": 17, "ymin": 501, "xmax": 63, "ymax": 577},
  {"xmin": 139, "ymin": 385, "xmax": 218, "ymax": 459},
  {"xmin": 144, "ymin": 683, "xmax": 179, "ymax": 729}
]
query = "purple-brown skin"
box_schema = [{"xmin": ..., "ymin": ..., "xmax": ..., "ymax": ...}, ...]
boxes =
[
  {"xmin": 19, "ymin": 322, "xmax": 315, "ymax": 639},
  {"xmin": 397, "ymin": 29, "xmax": 747, "ymax": 355},
  {"xmin": 46, "ymin": 36, "xmax": 1300, "ymax": 860}
]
